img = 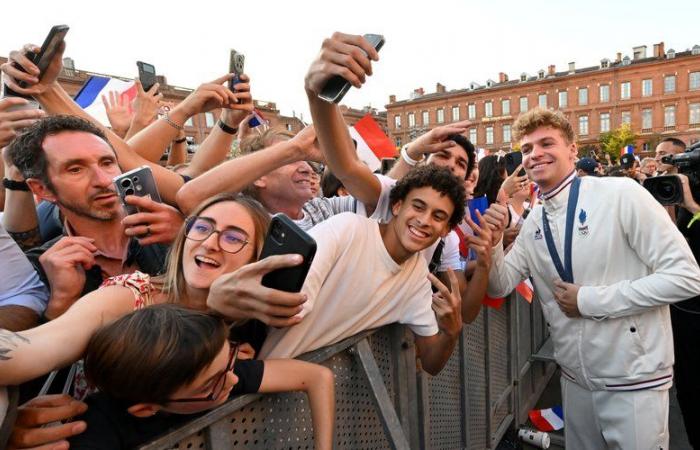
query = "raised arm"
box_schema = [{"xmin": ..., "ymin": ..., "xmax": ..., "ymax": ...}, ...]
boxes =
[
  {"xmin": 304, "ymin": 32, "xmax": 383, "ymax": 213},
  {"xmin": 176, "ymin": 125, "xmax": 322, "ymax": 214}
]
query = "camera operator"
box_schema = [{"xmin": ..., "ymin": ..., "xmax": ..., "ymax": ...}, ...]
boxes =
[{"xmin": 653, "ymin": 137, "xmax": 700, "ymax": 448}]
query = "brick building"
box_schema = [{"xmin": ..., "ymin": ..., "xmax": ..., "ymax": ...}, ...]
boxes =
[
  {"xmin": 0, "ymin": 56, "xmax": 306, "ymax": 144},
  {"xmin": 339, "ymin": 105, "xmax": 388, "ymax": 134},
  {"xmin": 386, "ymin": 42, "xmax": 700, "ymax": 153}
]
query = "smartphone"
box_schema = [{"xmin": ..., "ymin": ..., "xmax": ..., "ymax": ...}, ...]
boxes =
[
  {"xmin": 4, "ymin": 25, "xmax": 69, "ymax": 99},
  {"xmin": 113, "ymin": 166, "xmax": 162, "ymax": 215},
  {"xmin": 228, "ymin": 49, "xmax": 245, "ymax": 90},
  {"xmin": 319, "ymin": 33, "xmax": 385, "ymax": 104},
  {"xmin": 136, "ymin": 61, "xmax": 157, "ymax": 92},
  {"xmin": 259, "ymin": 214, "xmax": 317, "ymax": 292},
  {"xmin": 505, "ymin": 152, "xmax": 526, "ymax": 176}
]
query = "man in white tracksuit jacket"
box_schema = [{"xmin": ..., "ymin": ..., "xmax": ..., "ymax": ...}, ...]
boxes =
[{"xmin": 485, "ymin": 108, "xmax": 700, "ymax": 449}]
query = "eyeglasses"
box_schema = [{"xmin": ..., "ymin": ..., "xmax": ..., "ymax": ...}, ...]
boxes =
[
  {"xmin": 185, "ymin": 217, "xmax": 250, "ymax": 254},
  {"xmin": 166, "ymin": 341, "xmax": 240, "ymax": 404}
]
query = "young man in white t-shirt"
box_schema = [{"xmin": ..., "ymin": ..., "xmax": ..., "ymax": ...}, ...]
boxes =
[
  {"xmin": 261, "ymin": 165, "xmax": 493, "ymax": 375},
  {"xmin": 483, "ymin": 108, "xmax": 700, "ymax": 448}
]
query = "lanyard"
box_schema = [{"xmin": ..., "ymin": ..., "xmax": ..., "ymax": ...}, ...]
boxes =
[{"xmin": 542, "ymin": 177, "xmax": 581, "ymax": 283}]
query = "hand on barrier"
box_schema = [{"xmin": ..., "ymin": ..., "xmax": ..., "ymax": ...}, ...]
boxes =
[{"xmin": 8, "ymin": 394, "xmax": 87, "ymax": 450}]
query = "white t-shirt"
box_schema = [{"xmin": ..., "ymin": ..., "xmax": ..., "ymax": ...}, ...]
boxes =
[
  {"xmin": 370, "ymin": 174, "xmax": 462, "ymax": 272},
  {"xmin": 260, "ymin": 213, "xmax": 439, "ymax": 359}
]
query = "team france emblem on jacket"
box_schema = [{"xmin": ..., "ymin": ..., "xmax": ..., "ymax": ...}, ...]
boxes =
[{"xmin": 578, "ymin": 209, "xmax": 589, "ymax": 236}]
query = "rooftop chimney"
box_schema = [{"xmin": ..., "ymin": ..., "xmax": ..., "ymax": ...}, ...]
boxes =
[
  {"xmin": 568, "ymin": 62, "xmax": 575, "ymax": 74},
  {"xmin": 436, "ymin": 83, "xmax": 446, "ymax": 94},
  {"xmin": 653, "ymin": 42, "xmax": 665, "ymax": 58},
  {"xmin": 548, "ymin": 64, "xmax": 556, "ymax": 76},
  {"xmin": 616, "ymin": 52, "xmax": 622, "ymax": 63},
  {"xmin": 389, "ymin": 95, "xmax": 396, "ymax": 104},
  {"xmin": 498, "ymin": 72, "xmax": 509, "ymax": 83},
  {"xmin": 633, "ymin": 45, "xmax": 647, "ymax": 60}
]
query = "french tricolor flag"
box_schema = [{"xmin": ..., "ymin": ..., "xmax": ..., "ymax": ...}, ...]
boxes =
[
  {"xmin": 74, "ymin": 76, "xmax": 137, "ymax": 126},
  {"xmin": 248, "ymin": 108, "xmax": 268, "ymax": 128},
  {"xmin": 348, "ymin": 114, "xmax": 397, "ymax": 172},
  {"xmin": 529, "ymin": 406, "xmax": 564, "ymax": 432},
  {"xmin": 620, "ymin": 144, "xmax": 634, "ymax": 157}
]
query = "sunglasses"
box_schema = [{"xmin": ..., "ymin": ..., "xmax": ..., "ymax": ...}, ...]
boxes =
[{"xmin": 166, "ymin": 341, "xmax": 240, "ymax": 404}]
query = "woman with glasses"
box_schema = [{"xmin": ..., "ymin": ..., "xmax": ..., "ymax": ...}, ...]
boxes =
[
  {"xmin": 0, "ymin": 193, "xmax": 335, "ymax": 448},
  {"xmin": 66, "ymin": 304, "xmax": 334, "ymax": 449}
]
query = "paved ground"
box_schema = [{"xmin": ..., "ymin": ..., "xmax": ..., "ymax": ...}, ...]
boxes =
[{"xmin": 497, "ymin": 370, "xmax": 692, "ymax": 449}]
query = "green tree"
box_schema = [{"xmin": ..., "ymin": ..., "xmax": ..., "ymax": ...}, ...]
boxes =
[{"xmin": 598, "ymin": 123, "xmax": 638, "ymax": 160}]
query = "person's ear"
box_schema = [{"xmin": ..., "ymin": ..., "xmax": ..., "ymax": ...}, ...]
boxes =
[
  {"xmin": 127, "ymin": 403, "xmax": 162, "ymax": 418},
  {"xmin": 252, "ymin": 177, "xmax": 266, "ymax": 189},
  {"xmin": 569, "ymin": 142, "xmax": 578, "ymax": 160},
  {"xmin": 391, "ymin": 199, "xmax": 403, "ymax": 217},
  {"xmin": 25, "ymin": 178, "xmax": 57, "ymax": 203}
]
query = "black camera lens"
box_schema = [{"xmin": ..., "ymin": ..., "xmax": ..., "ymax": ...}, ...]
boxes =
[
  {"xmin": 125, "ymin": 188, "xmax": 135, "ymax": 196},
  {"xmin": 120, "ymin": 179, "xmax": 132, "ymax": 188},
  {"xmin": 656, "ymin": 180, "xmax": 678, "ymax": 202}
]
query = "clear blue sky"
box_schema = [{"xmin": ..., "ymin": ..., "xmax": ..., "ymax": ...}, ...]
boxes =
[{"xmin": 1, "ymin": 0, "xmax": 697, "ymax": 119}]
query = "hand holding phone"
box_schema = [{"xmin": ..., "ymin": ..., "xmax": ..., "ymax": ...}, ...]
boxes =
[
  {"xmin": 504, "ymin": 152, "xmax": 526, "ymax": 176},
  {"xmin": 259, "ymin": 214, "xmax": 316, "ymax": 293},
  {"xmin": 228, "ymin": 50, "xmax": 245, "ymax": 91},
  {"xmin": 113, "ymin": 166, "xmax": 162, "ymax": 215},
  {"xmin": 136, "ymin": 61, "xmax": 157, "ymax": 93}
]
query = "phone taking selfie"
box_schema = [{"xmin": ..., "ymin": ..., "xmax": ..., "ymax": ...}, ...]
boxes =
[
  {"xmin": 228, "ymin": 49, "xmax": 245, "ymax": 90},
  {"xmin": 505, "ymin": 151, "xmax": 526, "ymax": 177},
  {"xmin": 260, "ymin": 214, "xmax": 317, "ymax": 293},
  {"xmin": 113, "ymin": 166, "xmax": 162, "ymax": 215},
  {"xmin": 4, "ymin": 25, "xmax": 69, "ymax": 99},
  {"xmin": 136, "ymin": 61, "xmax": 157, "ymax": 92},
  {"xmin": 319, "ymin": 33, "xmax": 385, "ymax": 104}
]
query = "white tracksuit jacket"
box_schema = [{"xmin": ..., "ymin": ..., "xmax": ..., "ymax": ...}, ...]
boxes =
[{"xmin": 488, "ymin": 172, "xmax": 700, "ymax": 391}]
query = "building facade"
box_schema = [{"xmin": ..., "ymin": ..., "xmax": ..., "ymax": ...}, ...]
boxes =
[{"xmin": 386, "ymin": 43, "xmax": 700, "ymax": 153}]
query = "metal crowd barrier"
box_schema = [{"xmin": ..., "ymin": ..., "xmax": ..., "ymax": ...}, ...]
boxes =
[{"xmin": 140, "ymin": 292, "xmax": 556, "ymax": 450}]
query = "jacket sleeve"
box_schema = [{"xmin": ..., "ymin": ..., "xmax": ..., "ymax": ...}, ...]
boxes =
[
  {"xmin": 577, "ymin": 180, "xmax": 700, "ymax": 319},
  {"xmin": 487, "ymin": 231, "xmax": 531, "ymax": 299}
]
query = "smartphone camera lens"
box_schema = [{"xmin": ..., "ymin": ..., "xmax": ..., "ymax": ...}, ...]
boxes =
[
  {"xmin": 125, "ymin": 188, "xmax": 135, "ymax": 196},
  {"xmin": 120, "ymin": 179, "xmax": 132, "ymax": 188}
]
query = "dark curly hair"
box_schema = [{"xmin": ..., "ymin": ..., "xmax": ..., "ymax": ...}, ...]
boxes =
[
  {"xmin": 7, "ymin": 115, "xmax": 113, "ymax": 188},
  {"xmin": 389, "ymin": 165, "xmax": 466, "ymax": 228},
  {"xmin": 446, "ymin": 134, "xmax": 476, "ymax": 179}
]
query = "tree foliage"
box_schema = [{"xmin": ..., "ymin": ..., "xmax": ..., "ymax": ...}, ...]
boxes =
[{"xmin": 598, "ymin": 123, "xmax": 638, "ymax": 159}]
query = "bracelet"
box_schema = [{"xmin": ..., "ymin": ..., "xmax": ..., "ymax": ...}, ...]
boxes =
[
  {"xmin": 401, "ymin": 144, "xmax": 425, "ymax": 167},
  {"xmin": 173, "ymin": 137, "xmax": 187, "ymax": 144},
  {"xmin": 2, "ymin": 178, "xmax": 30, "ymax": 191},
  {"xmin": 163, "ymin": 114, "xmax": 184, "ymax": 132},
  {"xmin": 218, "ymin": 119, "xmax": 238, "ymax": 135}
]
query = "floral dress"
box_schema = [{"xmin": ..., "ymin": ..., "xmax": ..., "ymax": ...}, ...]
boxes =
[{"xmin": 72, "ymin": 271, "xmax": 156, "ymax": 401}]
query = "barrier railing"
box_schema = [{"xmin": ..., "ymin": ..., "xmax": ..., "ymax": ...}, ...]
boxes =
[{"xmin": 139, "ymin": 291, "xmax": 556, "ymax": 450}]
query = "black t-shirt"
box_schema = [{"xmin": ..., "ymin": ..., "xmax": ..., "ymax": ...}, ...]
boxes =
[
  {"xmin": 676, "ymin": 207, "xmax": 700, "ymax": 312},
  {"xmin": 68, "ymin": 359, "xmax": 264, "ymax": 450}
]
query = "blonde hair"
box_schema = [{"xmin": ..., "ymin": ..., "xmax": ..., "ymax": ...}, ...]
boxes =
[
  {"xmin": 512, "ymin": 107, "xmax": 576, "ymax": 144},
  {"xmin": 239, "ymin": 127, "xmax": 294, "ymax": 154},
  {"xmin": 153, "ymin": 193, "xmax": 270, "ymax": 305}
]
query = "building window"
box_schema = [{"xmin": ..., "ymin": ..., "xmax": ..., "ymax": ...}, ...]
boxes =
[
  {"xmin": 642, "ymin": 109, "xmax": 653, "ymax": 130},
  {"xmin": 538, "ymin": 93, "xmax": 547, "ymax": 108},
  {"xmin": 469, "ymin": 128, "xmax": 477, "ymax": 144},
  {"xmin": 558, "ymin": 91, "xmax": 568, "ymax": 108},
  {"xmin": 621, "ymin": 111, "xmax": 631, "ymax": 125},
  {"xmin": 408, "ymin": 112, "xmax": 415, "ymax": 128},
  {"xmin": 664, "ymin": 75, "xmax": 676, "ymax": 93},
  {"xmin": 452, "ymin": 105, "xmax": 460, "ymax": 121},
  {"xmin": 519, "ymin": 96, "xmax": 528, "ymax": 112},
  {"xmin": 642, "ymin": 79, "xmax": 653, "ymax": 97},
  {"xmin": 486, "ymin": 126, "xmax": 494, "ymax": 145},
  {"xmin": 503, "ymin": 124, "xmax": 511, "ymax": 143},
  {"xmin": 485, "ymin": 101, "xmax": 493, "ymax": 117},
  {"xmin": 620, "ymin": 82, "xmax": 631, "ymax": 100},
  {"xmin": 422, "ymin": 110, "xmax": 429, "ymax": 126},
  {"xmin": 501, "ymin": 99, "xmax": 510, "ymax": 115},
  {"xmin": 690, "ymin": 72, "xmax": 700, "ymax": 90},
  {"xmin": 437, "ymin": 108, "xmax": 445, "ymax": 124},
  {"xmin": 600, "ymin": 113, "xmax": 611, "ymax": 132},
  {"xmin": 205, "ymin": 112, "xmax": 215, "ymax": 128},
  {"xmin": 578, "ymin": 88, "xmax": 588, "ymax": 106},
  {"xmin": 468, "ymin": 103, "xmax": 476, "ymax": 119},
  {"xmin": 185, "ymin": 117, "xmax": 194, "ymax": 127},
  {"xmin": 599, "ymin": 85, "xmax": 610, "ymax": 103},
  {"xmin": 394, "ymin": 115, "xmax": 401, "ymax": 129},
  {"xmin": 689, "ymin": 103, "xmax": 700, "ymax": 126},
  {"xmin": 579, "ymin": 115, "xmax": 589, "ymax": 136},
  {"xmin": 286, "ymin": 123, "xmax": 293, "ymax": 131},
  {"xmin": 396, "ymin": 137, "xmax": 402, "ymax": 147},
  {"xmin": 664, "ymin": 106, "xmax": 676, "ymax": 127}
]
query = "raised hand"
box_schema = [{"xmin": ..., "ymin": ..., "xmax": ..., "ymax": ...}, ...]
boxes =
[
  {"xmin": 101, "ymin": 90, "xmax": 133, "ymax": 136},
  {"xmin": 0, "ymin": 98, "xmax": 45, "ymax": 148},
  {"xmin": 1, "ymin": 41, "xmax": 66, "ymax": 96},
  {"xmin": 428, "ymin": 269, "xmax": 463, "ymax": 338}
]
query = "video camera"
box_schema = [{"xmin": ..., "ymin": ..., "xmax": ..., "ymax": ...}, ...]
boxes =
[{"xmin": 643, "ymin": 142, "xmax": 700, "ymax": 205}]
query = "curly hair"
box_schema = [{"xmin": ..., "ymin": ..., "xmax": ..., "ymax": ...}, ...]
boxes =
[
  {"xmin": 512, "ymin": 107, "xmax": 575, "ymax": 144},
  {"xmin": 389, "ymin": 165, "xmax": 466, "ymax": 228},
  {"xmin": 7, "ymin": 115, "xmax": 113, "ymax": 187}
]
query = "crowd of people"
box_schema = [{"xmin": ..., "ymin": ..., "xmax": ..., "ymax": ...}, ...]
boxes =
[{"xmin": 0, "ymin": 31, "xmax": 699, "ymax": 450}]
